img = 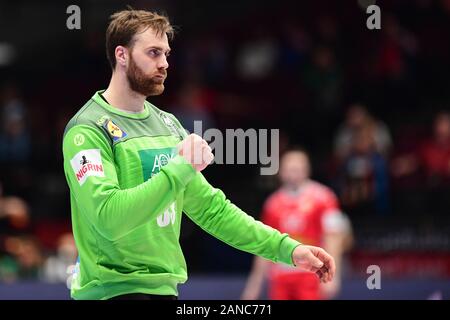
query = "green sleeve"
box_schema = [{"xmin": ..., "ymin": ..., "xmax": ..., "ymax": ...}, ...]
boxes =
[
  {"xmin": 183, "ymin": 174, "xmax": 301, "ymax": 265},
  {"xmin": 63, "ymin": 124, "xmax": 196, "ymax": 241}
]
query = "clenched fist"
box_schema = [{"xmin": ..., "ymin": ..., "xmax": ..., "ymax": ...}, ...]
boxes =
[{"xmin": 177, "ymin": 134, "xmax": 214, "ymax": 172}]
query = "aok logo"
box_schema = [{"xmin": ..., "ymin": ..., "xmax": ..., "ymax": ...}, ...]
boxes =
[
  {"xmin": 152, "ymin": 152, "xmax": 175, "ymax": 175},
  {"xmin": 157, "ymin": 202, "xmax": 176, "ymax": 227},
  {"xmin": 152, "ymin": 153, "xmax": 177, "ymax": 227},
  {"xmin": 138, "ymin": 147, "xmax": 176, "ymax": 181},
  {"xmin": 138, "ymin": 148, "xmax": 177, "ymax": 227}
]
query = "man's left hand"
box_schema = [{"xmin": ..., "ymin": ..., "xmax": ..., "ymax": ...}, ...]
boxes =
[{"xmin": 292, "ymin": 245, "xmax": 336, "ymax": 283}]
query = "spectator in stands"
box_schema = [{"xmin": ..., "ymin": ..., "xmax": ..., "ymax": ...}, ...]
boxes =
[
  {"xmin": 419, "ymin": 112, "xmax": 450, "ymax": 185},
  {"xmin": 236, "ymin": 27, "xmax": 278, "ymax": 81},
  {"xmin": 334, "ymin": 104, "xmax": 392, "ymax": 161},
  {"xmin": 0, "ymin": 86, "xmax": 31, "ymax": 164},
  {"xmin": 0, "ymin": 183, "xmax": 36, "ymax": 282},
  {"xmin": 303, "ymin": 45, "xmax": 343, "ymax": 116},
  {"xmin": 391, "ymin": 111, "xmax": 450, "ymax": 215},
  {"xmin": 2, "ymin": 235, "xmax": 43, "ymax": 280},
  {"xmin": 336, "ymin": 125, "xmax": 390, "ymax": 216},
  {"xmin": 0, "ymin": 191, "xmax": 30, "ymax": 232},
  {"xmin": 0, "ymin": 86, "xmax": 32, "ymax": 198},
  {"xmin": 42, "ymin": 233, "xmax": 77, "ymax": 285}
]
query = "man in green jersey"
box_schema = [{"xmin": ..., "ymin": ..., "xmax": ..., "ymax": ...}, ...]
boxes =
[{"xmin": 62, "ymin": 8, "xmax": 335, "ymax": 300}]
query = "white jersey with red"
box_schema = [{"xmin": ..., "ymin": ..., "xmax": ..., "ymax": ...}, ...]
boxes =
[{"xmin": 261, "ymin": 180, "xmax": 343, "ymax": 279}]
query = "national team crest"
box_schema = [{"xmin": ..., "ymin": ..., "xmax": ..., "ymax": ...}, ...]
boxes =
[
  {"xmin": 160, "ymin": 113, "xmax": 175, "ymax": 128},
  {"xmin": 103, "ymin": 119, "xmax": 127, "ymax": 142},
  {"xmin": 159, "ymin": 112, "xmax": 185, "ymax": 140}
]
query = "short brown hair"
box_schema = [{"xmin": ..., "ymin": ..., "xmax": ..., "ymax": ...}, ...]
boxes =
[{"xmin": 106, "ymin": 8, "xmax": 174, "ymax": 70}]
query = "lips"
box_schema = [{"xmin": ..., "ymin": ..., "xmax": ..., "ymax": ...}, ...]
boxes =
[{"xmin": 153, "ymin": 75, "xmax": 166, "ymax": 83}]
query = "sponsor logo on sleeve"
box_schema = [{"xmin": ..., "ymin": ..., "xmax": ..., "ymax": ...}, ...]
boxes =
[
  {"xmin": 103, "ymin": 119, "xmax": 127, "ymax": 142},
  {"xmin": 70, "ymin": 149, "xmax": 104, "ymax": 185}
]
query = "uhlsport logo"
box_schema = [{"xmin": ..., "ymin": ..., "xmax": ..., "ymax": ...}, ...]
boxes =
[
  {"xmin": 70, "ymin": 149, "xmax": 104, "ymax": 186},
  {"xmin": 73, "ymin": 133, "xmax": 85, "ymax": 146}
]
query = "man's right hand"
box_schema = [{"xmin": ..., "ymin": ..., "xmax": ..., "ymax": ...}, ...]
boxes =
[{"xmin": 177, "ymin": 134, "xmax": 214, "ymax": 172}]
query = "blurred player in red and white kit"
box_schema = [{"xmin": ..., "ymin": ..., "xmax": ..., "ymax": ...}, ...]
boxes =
[{"xmin": 242, "ymin": 149, "xmax": 353, "ymax": 300}]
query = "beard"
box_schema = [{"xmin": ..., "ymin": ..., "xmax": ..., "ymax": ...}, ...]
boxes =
[{"xmin": 126, "ymin": 55, "xmax": 166, "ymax": 97}]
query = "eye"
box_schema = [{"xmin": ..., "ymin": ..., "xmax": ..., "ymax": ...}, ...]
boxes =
[
  {"xmin": 165, "ymin": 51, "xmax": 171, "ymax": 58},
  {"xmin": 148, "ymin": 49, "xmax": 161, "ymax": 57}
]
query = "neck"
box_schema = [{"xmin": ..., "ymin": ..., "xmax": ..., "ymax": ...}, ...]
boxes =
[
  {"xmin": 283, "ymin": 180, "xmax": 309, "ymax": 194},
  {"xmin": 103, "ymin": 71, "xmax": 146, "ymax": 113}
]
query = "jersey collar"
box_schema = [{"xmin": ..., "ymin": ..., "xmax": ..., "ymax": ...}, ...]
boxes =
[{"xmin": 93, "ymin": 90, "xmax": 150, "ymax": 120}]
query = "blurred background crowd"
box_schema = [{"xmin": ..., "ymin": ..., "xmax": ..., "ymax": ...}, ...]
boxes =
[{"xmin": 1, "ymin": 0, "xmax": 450, "ymax": 298}]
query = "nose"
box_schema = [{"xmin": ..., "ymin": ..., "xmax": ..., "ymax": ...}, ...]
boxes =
[{"xmin": 158, "ymin": 55, "xmax": 169, "ymax": 70}]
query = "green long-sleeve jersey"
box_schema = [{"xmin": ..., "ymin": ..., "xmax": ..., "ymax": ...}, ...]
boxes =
[{"xmin": 62, "ymin": 90, "xmax": 301, "ymax": 300}]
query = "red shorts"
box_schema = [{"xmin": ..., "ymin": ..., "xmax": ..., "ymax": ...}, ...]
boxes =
[{"xmin": 268, "ymin": 273, "xmax": 320, "ymax": 300}]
